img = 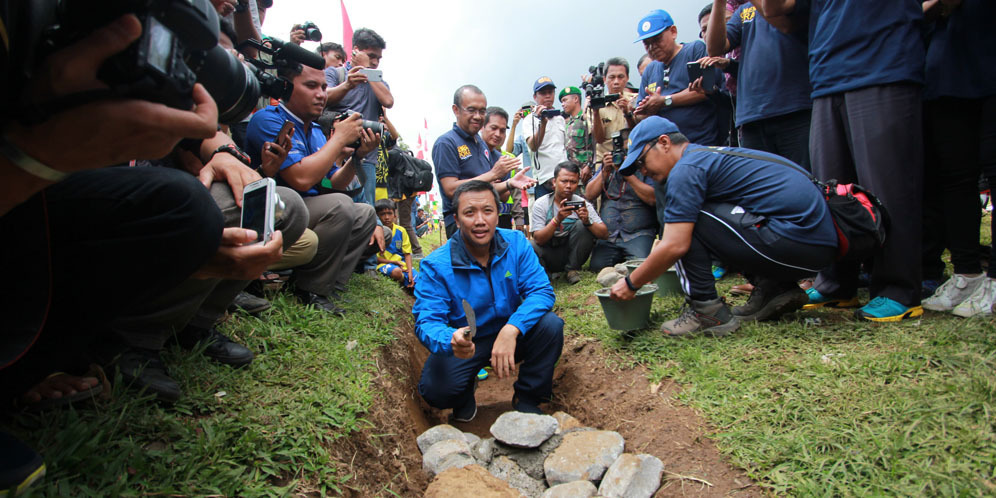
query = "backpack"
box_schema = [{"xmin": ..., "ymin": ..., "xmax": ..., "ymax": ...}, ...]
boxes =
[
  {"xmin": 387, "ymin": 148, "xmax": 434, "ymax": 199},
  {"xmin": 697, "ymin": 147, "xmax": 889, "ymax": 262}
]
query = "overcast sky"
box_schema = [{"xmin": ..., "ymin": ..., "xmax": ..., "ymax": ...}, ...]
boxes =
[{"xmin": 264, "ymin": 0, "xmax": 706, "ymax": 157}]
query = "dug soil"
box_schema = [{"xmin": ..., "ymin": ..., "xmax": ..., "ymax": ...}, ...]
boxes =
[{"xmin": 330, "ymin": 314, "xmax": 758, "ymax": 497}]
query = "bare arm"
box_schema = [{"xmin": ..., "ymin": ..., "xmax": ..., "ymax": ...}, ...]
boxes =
[
  {"xmin": 527, "ymin": 117, "xmax": 547, "ymax": 151},
  {"xmin": 531, "ymin": 209, "xmax": 561, "ymax": 246},
  {"xmin": 591, "ymin": 108, "xmax": 607, "ymax": 144},
  {"xmin": 381, "ymin": 109, "xmax": 400, "ymax": 141},
  {"xmin": 505, "ymin": 112, "xmax": 522, "ymax": 153},
  {"xmin": 625, "ymin": 175, "xmax": 657, "ymax": 205},
  {"xmin": 370, "ymin": 81, "xmax": 394, "ymax": 109},
  {"xmin": 584, "ymin": 167, "xmax": 605, "ymax": 202},
  {"xmin": 706, "ymin": 0, "xmax": 732, "ymax": 56}
]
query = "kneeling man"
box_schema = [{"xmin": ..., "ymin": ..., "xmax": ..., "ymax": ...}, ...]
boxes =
[
  {"xmin": 414, "ymin": 181, "xmax": 564, "ymax": 420},
  {"xmin": 610, "ymin": 117, "xmax": 838, "ymax": 337}
]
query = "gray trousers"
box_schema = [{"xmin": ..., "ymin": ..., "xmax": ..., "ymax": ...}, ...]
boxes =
[
  {"xmin": 810, "ymin": 84, "xmax": 924, "ymax": 306},
  {"xmin": 111, "ymin": 184, "xmax": 308, "ymax": 350},
  {"xmin": 298, "ymin": 193, "xmax": 378, "ymax": 295},
  {"xmin": 530, "ymin": 222, "xmax": 595, "ymax": 272}
]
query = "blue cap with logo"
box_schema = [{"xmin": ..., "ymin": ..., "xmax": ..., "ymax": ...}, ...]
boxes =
[
  {"xmin": 634, "ymin": 9, "xmax": 674, "ymax": 43},
  {"xmin": 533, "ymin": 76, "xmax": 556, "ymax": 93},
  {"xmin": 619, "ymin": 116, "xmax": 681, "ymax": 176}
]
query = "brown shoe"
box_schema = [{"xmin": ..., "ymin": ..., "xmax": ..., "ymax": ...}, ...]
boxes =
[
  {"xmin": 661, "ymin": 298, "xmax": 739, "ymax": 338},
  {"xmin": 566, "ymin": 270, "xmax": 582, "ymax": 285}
]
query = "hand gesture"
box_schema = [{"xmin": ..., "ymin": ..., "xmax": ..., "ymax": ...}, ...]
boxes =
[
  {"xmin": 345, "ymin": 66, "xmax": 368, "ymax": 89},
  {"xmin": 289, "ymin": 26, "xmax": 306, "ymax": 45},
  {"xmin": 509, "ymin": 166, "xmax": 537, "ymax": 190},
  {"xmin": 451, "ymin": 328, "xmax": 475, "ymax": 359},
  {"xmin": 634, "ymin": 87, "xmax": 663, "ymax": 117},
  {"xmin": 491, "ymin": 155, "xmax": 520, "ymax": 179}
]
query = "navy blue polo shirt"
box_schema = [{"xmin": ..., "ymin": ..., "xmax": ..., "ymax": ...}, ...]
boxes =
[
  {"xmin": 433, "ymin": 123, "xmax": 494, "ymax": 223},
  {"xmin": 804, "ymin": 0, "xmax": 925, "ymax": 98},
  {"xmin": 637, "ymin": 40, "xmax": 725, "ymax": 145},
  {"xmin": 662, "ymin": 145, "xmax": 837, "ymax": 247},
  {"xmin": 924, "ymin": 0, "xmax": 996, "ymax": 100},
  {"xmin": 246, "ymin": 103, "xmax": 340, "ymax": 197},
  {"xmin": 325, "ymin": 62, "xmax": 391, "ymax": 163},
  {"xmin": 727, "ymin": 4, "xmax": 812, "ymax": 126}
]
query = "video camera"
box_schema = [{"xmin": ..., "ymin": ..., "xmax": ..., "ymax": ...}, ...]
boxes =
[
  {"xmin": 19, "ymin": 0, "xmax": 326, "ymax": 125},
  {"xmin": 297, "ymin": 22, "xmax": 322, "ymax": 42},
  {"xmin": 331, "ymin": 110, "xmax": 391, "ymax": 148},
  {"xmin": 539, "ymin": 108, "xmax": 563, "ymax": 120},
  {"xmin": 583, "ymin": 62, "xmax": 620, "ymax": 110}
]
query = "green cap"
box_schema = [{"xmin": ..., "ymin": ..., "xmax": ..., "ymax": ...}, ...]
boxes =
[{"xmin": 559, "ymin": 86, "xmax": 582, "ymax": 101}]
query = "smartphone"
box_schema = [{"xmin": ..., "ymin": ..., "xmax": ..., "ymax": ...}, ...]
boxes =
[
  {"xmin": 276, "ymin": 120, "xmax": 294, "ymax": 144},
  {"xmin": 241, "ymin": 178, "xmax": 277, "ymax": 245},
  {"xmin": 360, "ymin": 68, "xmax": 383, "ymax": 82},
  {"xmin": 563, "ymin": 200, "xmax": 585, "ymax": 210},
  {"xmin": 686, "ymin": 62, "xmax": 717, "ymax": 91}
]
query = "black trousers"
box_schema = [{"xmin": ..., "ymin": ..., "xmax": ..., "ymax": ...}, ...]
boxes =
[
  {"xmin": 739, "ymin": 109, "xmax": 812, "ymax": 172},
  {"xmin": 0, "ymin": 167, "xmax": 223, "ymax": 404},
  {"xmin": 922, "ymin": 96, "xmax": 996, "ymax": 279},
  {"xmin": 677, "ymin": 203, "xmax": 837, "ymax": 301}
]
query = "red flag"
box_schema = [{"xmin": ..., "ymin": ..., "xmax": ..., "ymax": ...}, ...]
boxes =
[
  {"xmin": 416, "ymin": 150, "xmax": 424, "ymax": 160},
  {"xmin": 424, "ymin": 118, "xmax": 428, "ymax": 129},
  {"xmin": 341, "ymin": 0, "xmax": 353, "ymax": 61},
  {"xmin": 417, "ymin": 135, "xmax": 422, "ymax": 147}
]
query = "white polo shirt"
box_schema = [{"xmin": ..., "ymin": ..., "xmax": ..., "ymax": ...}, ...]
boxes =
[{"xmin": 522, "ymin": 114, "xmax": 567, "ymax": 186}]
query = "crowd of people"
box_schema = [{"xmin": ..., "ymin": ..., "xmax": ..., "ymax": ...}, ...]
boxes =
[{"xmin": 0, "ymin": 0, "xmax": 992, "ymax": 491}]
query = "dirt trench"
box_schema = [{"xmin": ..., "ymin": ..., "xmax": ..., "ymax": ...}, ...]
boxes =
[{"xmin": 329, "ymin": 315, "xmax": 759, "ymax": 497}]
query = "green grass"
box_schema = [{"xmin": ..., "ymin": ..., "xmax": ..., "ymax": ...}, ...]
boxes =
[{"xmin": 2, "ymin": 273, "xmax": 411, "ymax": 496}]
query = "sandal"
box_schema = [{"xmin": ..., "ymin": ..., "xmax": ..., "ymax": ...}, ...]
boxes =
[{"xmin": 17, "ymin": 365, "xmax": 108, "ymax": 413}]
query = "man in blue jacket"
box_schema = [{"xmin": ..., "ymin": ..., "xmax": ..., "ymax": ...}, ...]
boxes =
[{"xmin": 413, "ymin": 181, "xmax": 564, "ymax": 420}]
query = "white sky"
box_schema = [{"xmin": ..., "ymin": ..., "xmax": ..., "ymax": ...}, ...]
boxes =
[{"xmin": 264, "ymin": 0, "xmax": 705, "ymax": 157}]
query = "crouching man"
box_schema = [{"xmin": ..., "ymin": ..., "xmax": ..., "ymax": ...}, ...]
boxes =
[
  {"xmin": 413, "ymin": 181, "xmax": 564, "ymax": 420},
  {"xmin": 610, "ymin": 117, "xmax": 838, "ymax": 337}
]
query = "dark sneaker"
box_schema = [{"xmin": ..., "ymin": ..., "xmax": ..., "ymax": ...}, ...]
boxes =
[
  {"xmin": 566, "ymin": 270, "xmax": 582, "ymax": 285},
  {"xmin": 227, "ymin": 291, "xmax": 271, "ymax": 316},
  {"xmin": 114, "ymin": 348, "xmax": 181, "ymax": 403},
  {"xmin": 293, "ymin": 290, "xmax": 346, "ymax": 316},
  {"xmin": 176, "ymin": 326, "xmax": 254, "ymax": 367},
  {"xmin": 449, "ymin": 379, "xmax": 478, "ymax": 423},
  {"xmin": 512, "ymin": 395, "xmax": 544, "ymax": 415},
  {"xmin": 855, "ymin": 296, "xmax": 923, "ymax": 322},
  {"xmin": 661, "ymin": 298, "xmax": 739, "ymax": 338},
  {"xmin": 0, "ymin": 432, "xmax": 45, "ymax": 496},
  {"xmin": 733, "ymin": 282, "xmax": 808, "ymax": 322},
  {"xmin": 802, "ymin": 288, "xmax": 860, "ymax": 310}
]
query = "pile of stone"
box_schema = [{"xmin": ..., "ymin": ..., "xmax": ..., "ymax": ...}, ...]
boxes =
[{"xmin": 419, "ymin": 411, "xmax": 663, "ymax": 498}]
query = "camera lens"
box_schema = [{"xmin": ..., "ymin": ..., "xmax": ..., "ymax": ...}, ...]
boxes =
[
  {"xmin": 306, "ymin": 27, "xmax": 322, "ymax": 42},
  {"xmin": 189, "ymin": 45, "xmax": 261, "ymax": 124}
]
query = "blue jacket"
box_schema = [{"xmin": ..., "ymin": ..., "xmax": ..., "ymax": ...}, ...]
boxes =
[{"xmin": 413, "ymin": 228, "xmax": 555, "ymax": 355}]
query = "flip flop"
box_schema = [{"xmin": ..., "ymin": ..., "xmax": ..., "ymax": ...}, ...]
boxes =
[{"xmin": 17, "ymin": 368, "xmax": 106, "ymax": 413}]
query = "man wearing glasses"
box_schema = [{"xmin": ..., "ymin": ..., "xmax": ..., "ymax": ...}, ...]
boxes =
[
  {"xmin": 433, "ymin": 86, "xmax": 534, "ymax": 238},
  {"xmin": 324, "ymin": 28, "xmax": 394, "ymax": 207}
]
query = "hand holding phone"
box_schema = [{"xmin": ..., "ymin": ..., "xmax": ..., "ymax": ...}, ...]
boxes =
[
  {"xmin": 241, "ymin": 178, "xmax": 277, "ymax": 244},
  {"xmin": 360, "ymin": 68, "xmax": 383, "ymax": 82}
]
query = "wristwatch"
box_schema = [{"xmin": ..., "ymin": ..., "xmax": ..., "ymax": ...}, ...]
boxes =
[{"xmin": 664, "ymin": 95, "xmax": 673, "ymax": 107}]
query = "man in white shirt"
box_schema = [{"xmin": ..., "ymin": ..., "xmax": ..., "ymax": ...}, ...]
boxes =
[{"xmin": 523, "ymin": 77, "xmax": 568, "ymax": 200}]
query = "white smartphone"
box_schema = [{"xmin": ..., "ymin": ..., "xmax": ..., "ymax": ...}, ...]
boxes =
[
  {"xmin": 241, "ymin": 178, "xmax": 276, "ymax": 245},
  {"xmin": 361, "ymin": 68, "xmax": 383, "ymax": 82}
]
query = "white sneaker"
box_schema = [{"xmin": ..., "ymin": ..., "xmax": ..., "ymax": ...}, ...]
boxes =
[
  {"xmin": 923, "ymin": 274, "xmax": 985, "ymax": 311},
  {"xmin": 953, "ymin": 277, "xmax": 996, "ymax": 317}
]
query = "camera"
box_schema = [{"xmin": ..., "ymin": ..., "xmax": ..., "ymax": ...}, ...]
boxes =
[
  {"xmin": 19, "ymin": 0, "xmax": 325, "ymax": 126},
  {"xmin": 584, "ymin": 62, "xmax": 620, "ymax": 110},
  {"xmin": 331, "ymin": 110, "xmax": 392, "ymax": 148},
  {"xmin": 611, "ymin": 130, "xmax": 629, "ymax": 167},
  {"xmin": 539, "ymin": 108, "xmax": 563, "ymax": 120},
  {"xmin": 298, "ymin": 22, "xmax": 322, "ymax": 42},
  {"xmin": 563, "ymin": 200, "xmax": 585, "ymax": 210}
]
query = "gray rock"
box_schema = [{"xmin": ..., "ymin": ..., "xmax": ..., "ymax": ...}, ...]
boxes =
[
  {"xmin": 490, "ymin": 412, "xmax": 559, "ymax": 448},
  {"xmin": 464, "ymin": 432, "xmax": 482, "ymax": 446},
  {"xmin": 541, "ymin": 480, "xmax": 598, "ymax": 498},
  {"xmin": 543, "ymin": 430, "xmax": 625, "ymax": 486},
  {"xmin": 597, "ymin": 267, "xmax": 626, "ymax": 287},
  {"xmin": 417, "ymin": 425, "xmax": 466, "ymax": 454},
  {"xmin": 597, "ymin": 453, "xmax": 663, "ymax": 498},
  {"xmin": 471, "ymin": 437, "xmax": 496, "ymax": 465},
  {"xmin": 489, "ymin": 456, "xmax": 547, "ymax": 498},
  {"xmin": 422, "ymin": 438, "xmax": 475, "ymax": 477},
  {"xmin": 494, "ymin": 433, "xmax": 563, "ymax": 480},
  {"xmin": 614, "ymin": 263, "xmax": 629, "ymax": 274}
]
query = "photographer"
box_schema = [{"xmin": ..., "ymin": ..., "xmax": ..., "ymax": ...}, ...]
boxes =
[
  {"xmin": 524, "ymin": 77, "xmax": 569, "ymax": 200},
  {"xmin": 531, "ymin": 162, "xmax": 608, "ymax": 284},
  {"xmin": 317, "ymin": 42, "xmax": 346, "ymax": 69},
  {"xmin": 590, "ymin": 58, "xmax": 638, "ymax": 173},
  {"xmin": 247, "ymin": 63, "xmax": 383, "ymax": 315},
  {"xmin": 324, "ymin": 28, "xmax": 394, "ymax": 207},
  {"xmin": 584, "ymin": 149, "xmax": 657, "ymax": 272}
]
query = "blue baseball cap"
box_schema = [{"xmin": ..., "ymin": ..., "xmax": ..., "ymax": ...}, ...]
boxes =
[
  {"xmin": 635, "ymin": 9, "xmax": 674, "ymax": 43},
  {"xmin": 618, "ymin": 116, "xmax": 681, "ymax": 176},
  {"xmin": 533, "ymin": 76, "xmax": 556, "ymax": 93}
]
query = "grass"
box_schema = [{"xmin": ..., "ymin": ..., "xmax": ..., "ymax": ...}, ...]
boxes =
[{"xmin": 2, "ymin": 273, "xmax": 412, "ymax": 496}]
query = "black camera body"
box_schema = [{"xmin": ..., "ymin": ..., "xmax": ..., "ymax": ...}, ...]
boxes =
[
  {"xmin": 611, "ymin": 130, "xmax": 629, "ymax": 168},
  {"xmin": 539, "ymin": 108, "xmax": 563, "ymax": 120},
  {"xmin": 584, "ymin": 62, "xmax": 620, "ymax": 110},
  {"xmin": 331, "ymin": 110, "xmax": 391, "ymax": 148},
  {"xmin": 563, "ymin": 200, "xmax": 585, "ymax": 210},
  {"xmin": 299, "ymin": 22, "xmax": 322, "ymax": 42}
]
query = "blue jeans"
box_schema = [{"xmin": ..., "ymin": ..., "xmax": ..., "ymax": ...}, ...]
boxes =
[
  {"xmin": 354, "ymin": 160, "xmax": 377, "ymax": 207},
  {"xmin": 418, "ymin": 311, "xmax": 564, "ymax": 409},
  {"xmin": 589, "ymin": 234, "xmax": 655, "ymax": 272}
]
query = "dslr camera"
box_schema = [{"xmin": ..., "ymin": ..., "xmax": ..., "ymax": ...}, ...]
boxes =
[
  {"xmin": 611, "ymin": 130, "xmax": 629, "ymax": 168},
  {"xmin": 298, "ymin": 22, "xmax": 322, "ymax": 42},
  {"xmin": 17, "ymin": 0, "xmax": 326, "ymax": 125},
  {"xmin": 584, "ymin": 62, "xmax": 620, "ymax": 110},
  {"xmin": 331, "ymin": 110, "xmax": 392, "ymax": 148}
]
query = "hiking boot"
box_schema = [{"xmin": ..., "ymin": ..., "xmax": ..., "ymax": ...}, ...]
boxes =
[
  {"xmin": 952, "ymin": 277, "xmax": 996, "ymax": 318},
  {"xmin": 732, "ymin": 281, "xmax": 808, "ymax": 322},
  {"xmin": 855, "ymin": 296, "xmax": 923, "ymax": 322},
  {"xmin": 923, "ymin": 274, "xmax": 984, "ymax": 312},
  {"xmin": 175, "ymin": 325, "xmax": 254, "ymax": 367},
  {"xmin": 802, "ymin": 288, "xmax": 860, "ymax": 309},
  {"xmin": 661, "ymin": 298, "xmax": 739, "ymax": 338},
  {"xmin": 293, "ymin": 289, "xmax": 346, "ymax": 316},
  {"xmin": 113, "ymin": 348, "xmax": 181, "ymax": 403},
  {"xmin": 227, "ymin": 291, "xmax": 271, "ymax": 316},
  {"xmin": 566, "ymin": 270, "xmax": 582, "ymax": 285}
]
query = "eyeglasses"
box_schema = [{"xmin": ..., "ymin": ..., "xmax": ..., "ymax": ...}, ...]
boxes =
[
  {"xmin": 460, "ymin": 106, "xmax": 487, "ymax": 116},
  {"xmin": 634, "ymin": 142, "xmax": 654, "ymax": 170}
]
